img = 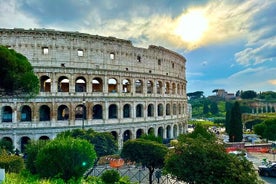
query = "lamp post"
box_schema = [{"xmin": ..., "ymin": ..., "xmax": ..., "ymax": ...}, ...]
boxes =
[{"xmin": 82, "ymin": 92, "xmax": 85, "ymax": 130}]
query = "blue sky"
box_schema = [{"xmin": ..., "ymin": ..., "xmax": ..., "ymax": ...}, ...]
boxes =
[{"xmin": 1, "ymin": 0, "xmax": 275, "ymax": 96}]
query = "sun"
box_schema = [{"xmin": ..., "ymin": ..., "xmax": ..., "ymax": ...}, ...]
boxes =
[{"xmin": 174, "ymin": 9, "xmax": 208, "ymax": 43}]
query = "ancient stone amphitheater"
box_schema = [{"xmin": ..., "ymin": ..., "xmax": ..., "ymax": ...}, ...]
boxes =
[{"xmin": 0, "ymin": 28, "xmax": 188, "ymax": 151}]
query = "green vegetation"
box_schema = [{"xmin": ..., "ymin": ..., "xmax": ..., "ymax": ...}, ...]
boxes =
[
  {"xmin": 0, "ymin": 150, "xmax": 24, "ymax": 173},
  {"xmin": 101, "ymin": 170, "xmax": 120, "ymax": 184},
  {"xmin": 227, "ymin": 101, "xmax": 243, "ymax": 142},
  {"xmin": 164, "ymin": 124, "xmax": 263, "ymax": 184},
  {"xmin": 254, "ymin": 118, "xmax": 276, "ymax": 140},
  {"xmin": 0, "ymin": 45, "xmax": 39, "ymax": 97}
]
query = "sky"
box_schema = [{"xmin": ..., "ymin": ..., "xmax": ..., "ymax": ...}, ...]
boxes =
[{"xmin": 0, "ymin": 0, "xmax": 276, "ymax": 96}]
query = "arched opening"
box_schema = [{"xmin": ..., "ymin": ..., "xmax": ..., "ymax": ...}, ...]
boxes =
[
  {"xmin": 108, "ymin": 78, "xmax": 117, "ymax": 93},
  {"xmin": 40, "ymin": 75, "xmax": 51, "ymax": 92},
  {"xmin": 1, "ymin": 137, "xmax": 13, "ymax": 151},
  {"xmin": 111, "ymin": 131, "xmax": 118, "ymax": 140},
  {"xmin": 122, "ymin": 79, "xmax": 131, "ymax": 93},
  {"xmin": 147, "ymin": 80, "xmax": 153, "ymax": 94},
  {"xmin": 136, "ymin": 129, "xmax": 144, "ymax": 138},
  {"xmin": 166, "ymin": 125, "xmax": 171, "ymax": 139},
  {"xmin": 178, "ymin": 104, "xmax": 182, "ymax": 115},
  {"xmin": 166, "ymin": 104, "xmax": 171, "ymax": 115},
  {"xmin": 39, "ymin": 136, "xmax": 50, "ymax": 140},
  {"xmin": 173, "ymin": 125, "xmax": 178, "ymax": 138},
  {"xmin": 158, "ymin": 127, "xmax": 164, "ymax": 138},
  {"xmin": 75, "ymin": 104, "xmax": 86, "ymax": 120},
  {"xmin": 57, "ymin": 105, "xmax": 69, "ymax": 120},
  {"xmin": 136, "ymin": 104, "xmax": 143, "ymax": 117},
  {"xmin": 75, "ymin": 77, "xmax": 86, "ymax": 92},
  {"xmin": 123, "ymin": 104, "xmax": 131, "ymax": 118},
  {"xmin": 135, "ymin": 80, "xmax": 143, "ymax": 93},
  {"xmin": 21, "ymin": 105, "xmax": 32, "ymax": 122},
  {"xmin": 177, "ymin": 83, "xmax": 181, "ymax": 95},
  {"xmin": 2, "ymin": 106, "xmax": 12, "ymax": 122},
  {"xmin": 172, "ymin": 83, "xmax": 176, "ymax": 94},
  {"xmin": 158, "ymin": 104, "xmax": 163, "ymax": 116},
  {"xmin": 156, "ymin": 81, "xmax": 162, "ymax": 94},
  {"xmin": 58, "ymin": 76, "xmax": 69, "ymax": 92},
  {"xmin": 123, "ymin": 130, "xmax": 131, "ymax": 142},
  {"xmin": 148, "ymin": 127, "xmax": 154, "ymax": 135},
  {"xmin": 39, "ymin": 105, "xmax": 50, "ymax": 121},
  {"xmin": 173, "ymin": 104, "xmax": 177, "ymax": 115},
  {"xmin": 147, "ymin": 104, "xmax": 154, "ymax": 117},
  {"xmin": 108, "ymin": 104, "xmax": 117, "ymax": 119},
  {"xmin": 165, "ymin": 82, "xmax": 170, "ymax": 94},
  {"xmin": 92, "ymin": 78, "xmax": 103, "ymax": 92},
  {"xmin": 21, "ymin": 136, "xmax": 31, "ymax": 153},
  {"xmin": 93, "ymin": 104, "xmax": 103, "ymax": 119}
]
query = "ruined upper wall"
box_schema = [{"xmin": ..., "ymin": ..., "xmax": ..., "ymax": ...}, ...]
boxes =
[{"xmin": 0, "ymin": 28, "xmax": 186, "ymax": 79}]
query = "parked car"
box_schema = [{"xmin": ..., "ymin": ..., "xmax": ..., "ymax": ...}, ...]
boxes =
[{"xmin": 258, "ymin": 163, "xmax": 276, "ymax": 177}]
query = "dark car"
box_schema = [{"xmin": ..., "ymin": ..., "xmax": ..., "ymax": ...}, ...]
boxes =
[{"xmin": 258, "ymin": 163, "xmax": 276, "ymax": 177}]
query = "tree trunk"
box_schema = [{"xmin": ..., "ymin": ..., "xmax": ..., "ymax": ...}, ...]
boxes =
[{"xmin": 148, "ymin": 167, "xmax": 154, "ymax": 184}]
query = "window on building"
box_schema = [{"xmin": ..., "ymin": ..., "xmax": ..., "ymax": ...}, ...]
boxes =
[
  {"xmin": 42, "ymin": 47, "xmax": 49, "ymax": 55},
  {"xmin": 77, "ymin": 49, "xmax": 84, "ymax": 57},
  {"xmin": 110, "ymin": 53, "xmax": 115, "ymax": 60},
  {"xmin": 137, "ymin": 55, "xmax": 141, "ymax": 62},
  {"xmin": 172, "ymin": 62, "xmax": 174, "ymax": 68},
  {"xmin": 158, "ymin": 59, "xmax": 161, "ymax": 65}
]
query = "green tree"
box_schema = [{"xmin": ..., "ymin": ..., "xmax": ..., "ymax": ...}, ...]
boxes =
[
  {"xmin": 164, "ymin": 134, "xmax": 263, "ymax": 184},
  {"xmin": 121, "ymin": 139, "xmax": 168, "ymax": 184},
  {"xmin": 101, "ymin": 169, "xmax": 120, "ymax": 184},
  {"xmin": 57, "ymin": 128, "xmax": 118, "ymax": 157},
  {"xmin": 35, "ymin": 137, "xmax": 96, "ymax": 182},
  {"xmin": 254, "ymin": 119, "xmax": 276, "ymax": 141},
  {"xmin": 210, "ymin": 102, "xmax": 219, "ymax": 115},
  {"xmin": 228, "ymin": 101, "xmax": 243, "ymax": 142},
  {"xmin": 0, "ymin": 46, "xmax": 39, "ymax": 97},
  {"xmin": 0, "ymin": 138, "xmax": 14, "ymax": 153},
  {"xmin": 240, "ymin": 90, "xmax": 257, "ymax": 99}
]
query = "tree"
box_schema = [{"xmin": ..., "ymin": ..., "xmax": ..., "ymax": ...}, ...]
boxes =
[
  {"xmin": 228, "ymin": 101, "xmax": 243, "ymax": 142},
  {"xmin": 0, "ymin": 46, "xmax": 39, "ymax": 97},
  {"xmin": 254, "ymin": 119, "xmax": 276, "ymax": 141},
  {"xmin": 240, "ymin": 90, "xmax": 257, "ymax": 99},
  {"xmin": 121, "ymin": 139, "xmax": 168, "ymax": 184},
  {"xmin": 57, "ymin": 128, "xmax": 118, "ymax": 157},
  {"xmin": 164, "ymin": 134, "xmax": 263, "ymax": 184},
  {"xmin": 210, "ymin": 102, "xmax": 219, "ymax": 115},
  {"xmin": 35, "ymin": 137, "xmax": 96, "ymax": 182},
  {"xmin": 187, "ymin": 91, "xmax": 204, "ymax": 99}
]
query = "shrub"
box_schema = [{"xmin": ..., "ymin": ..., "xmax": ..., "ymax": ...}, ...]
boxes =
[
  {"xmin": 0, "ymin": 150, "xmax": 24, "ymax": 173},
  {"xmin": 101, "ymin": 169, "xmax": 120, "ymax": 184},
  {"xmin": 35, "ymin": 137, "xmax": 96, "ymax": 182}
]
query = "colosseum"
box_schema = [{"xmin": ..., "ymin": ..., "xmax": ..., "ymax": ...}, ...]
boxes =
[{"xmin": 0, "ymin": 28, "xmax": 188, "ymax": 151}]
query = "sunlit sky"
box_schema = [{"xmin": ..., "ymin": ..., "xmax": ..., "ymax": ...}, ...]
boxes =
[{"xmin": 1, "ymin": 0, "xmax": 276, "ymax": 96}]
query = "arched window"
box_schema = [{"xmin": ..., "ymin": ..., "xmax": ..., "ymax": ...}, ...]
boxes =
[
  {"xmin": 75, "ymin": 104, "xmax": 86, "ymax": 120},
  {"xmin": 92, "ymin": 78, "xmax": 103, "ymax": 92},
  {"xmin": 173, "ymin": 104, "xmax": 177, "ymax": 115},
  {"xmin": 156, "ymin": 81, "xmax": 162, "ymax": 94},
  {"xmin": 109, "ymin": 104, "xmax": 117, "ymax": 119},
  {"xmin": 57, "ymin": 105, "xmax": 69, "ymax": 120},
  {"xmin": 166, "ymin": 104, "xmax": 171, "ymax": 115},
  {"xmin": 136, "ymin": 129, "xmax": 144, "ymax": 138},
  {"xmin": 93, "ymin": 104, "xmax": 103, "ymax": 119},
  {"xmin": 135, "ymin": 80, "xmax": 143, "ymax": 93},
  {"xmin": 123, "ymin": 130, "xmax": 131, "ymax": 142},
  {"xmin": 147, "ymin": 104, "xmax": 154, "ymax": 117},
  {"xmin": 123, "ymin": 104, "xmax": 131, "ymax": 118},
  {"xmin": 172, "ymin": 83, "xmax": 176, "ymax": 94},
  {"xmin": 75, "ymin": 77, "xmax": 86, "ymax": 92},
  {"xmin": 2, "ymin": 106, "xmax": 12, "ymax": 122},
  {"xmin": 108, "ymin": 78, "xmax": 117, "ymax": 93},
  {"xmin": 122, "ymin": 79, "xmax": 131, "ymax": 93},
  {"xmin": 158, "ymin": 104, "xmax": 163, "ymax": 116},
  {"xmin": 40, "ymin": 75, "xmax": 51, "ymax": 92},
  {"xmin": 165, "ymin": 82, "xmax": 170, "ymax": 94},
  {"xmin": 136, "ymin": 104, "xmax": 143, "ymax": 117},
  {"xmin": 58, "ymin": 76, "xmax": 69, "ymax": 92},
  {"xmin": 39, "ymin": 105, "xmax": 50, "ymax": 121},
  {"xmin": 147, "ymin": 80, "xmax": 153, "ymax": 94},
  {"xmin": 21, "ymin": 105, "xmax": 32, "ymax": 121}
]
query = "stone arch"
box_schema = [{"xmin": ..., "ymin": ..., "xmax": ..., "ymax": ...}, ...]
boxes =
[
  {"xmin": 156, "ymin": 81, "xmax": 162, "ymax": 94},
  {"xmin": 122, "ymin": 79, "xmax": 131, "ymax": 93},
  {"xmin": 57, "ymin": 105, "xmax": 69, "ymax": 120},
  {"xmin": 173, "ymin": 103, "xmax": 177, "ymax": 115},
  {"xmin": 172, "ymin": 83, "xmax": 176, "ymax": 94},
  {"xmin": 39, "ymin": 105, "xmax": 50, "ymax": 121},
  {"xmin": 40, "ymin": 75, "xmax": 51, "ymax": 92},
  {"xmin": 75, "ymin": 76, "xmax": 86, "ymax": 92},
  {"xmin": 136, "ymin": 129, "xmax": 144, "ymax": 138},
  {"xmin": 158, "ymin": 127, "xmax": 164, "ymax": 138},
  {"xmin": 166, "ymin": 125, "xmax": 171, "ymax": 139},
  {"xmin": 135, "ymin": 79, "xmax": 143, "ymax": 93},
  {"xmin": 158, "ymin": 103, "xmax": 163, "ymax": 116},
  {"xmin": 123, "ymin": 130, "xmax": 132, "ymax": 142},
  {"xmin": 92, "ymin": 104, "xmax": 103, "ymax": 119},
  {"xmin": 166, "ymin": 103, "xmax": 171, "ymax": 115},
  {"xmin": 148, "ymin": 127, "xmax": 154, "ymax": 135},
  {"xmin": 20, "ymin": 136, "xmax": 31, "ymax": 152},
  {"xmin": 111, "ymin": 131, "xmax": 118, "ymax": 140},
  {"xmin": 58, "ymin": 76, "xmax": 69, "ymax": 92},
  {"xmin": 75, "ymin": 104, "xmax": 86, "ymax": 120},
  {"xmin": 136, "ymin": 104, "xmax": 143, "ymax": 117},
  {"xmin": 2, "ymin": 106, "xmax": 12, "ymax": 122},
  {"xmin": 108, "ymin": 78, "xmax": 118, "ymax": 93},
  {"xmin": 165, "ymin": 82, "xmax": 170, "ymax": 94},
  {"xmin": 1, "ymin": 137, "xmax": 13, "ymax": 147},
  {"xmin": 147, "ymin": 103, "xmax": 154, "ymax": 117},
  {"xmin": 123, "ymin": 104, "xmax": 131, "ymax": 118},
  {"xmin": 178, "ymin": 104, "xmax": 182, "ymax": 115},
  {"xmin": 173, "ymin": 124, "xmax": 178, "ymax": 138},
  {"xmin": 92, "ymin": 77, "xmax": 103, "ymax": 92},
  {"xmin": 147, "ymin": 80, "xmax": 153, "ymax": 94},
  {"xmin": 108, "ymin": 104, "xmax": 118, "ymax": 119},
  {"xmin": 20, "ymin": 105, "xmax": 32, "ymax": 122},
  {"xmin": 177, "ymin": 83, "xmax": 181, "ymax": 95}
]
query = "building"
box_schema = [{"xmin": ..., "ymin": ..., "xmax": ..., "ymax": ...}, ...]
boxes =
[{"xmin": 0, "ymin": 28, "xmax": 188, "ymax": 151}]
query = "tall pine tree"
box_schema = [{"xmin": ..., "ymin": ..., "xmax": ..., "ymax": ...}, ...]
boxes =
[{"xmin": 228, "ymin": 101, "xmax": 243, "ymax": 142}]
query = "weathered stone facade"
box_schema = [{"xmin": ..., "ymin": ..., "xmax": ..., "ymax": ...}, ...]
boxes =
[{"xmin": 0, "ymin": 28, "xmax": 188, "ymax": 151}]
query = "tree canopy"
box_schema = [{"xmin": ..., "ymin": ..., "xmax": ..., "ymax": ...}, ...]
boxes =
[
  {"xmin": 228, "ymin": 101, "xmax": 243, "ymax": 142},
  {"xmin": 121, "ymin": 139, "xmax": 168, "ymax": 184},
  {"xmin": 254, "ymin": 119, "xmax": 276, "ymax": 141},
  {"xmin": 0, "ymin": 46, "xmax": 39, "ymax": 97},
  {"xmin": 240, "ymin": 90, "xmax": 257, "ymax": 99}
]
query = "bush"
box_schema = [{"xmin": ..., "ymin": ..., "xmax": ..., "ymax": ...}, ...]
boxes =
[
  {"xmin": 101, "ymin": 170, "xmax": 120, "ymax": 184},
  {"xmin": 35, "ymin": 137, "xmax": 97, "ymax": 182},
  {"xmin": 0, "ymin": 150, "xmax": 24, "ymax": 173}
]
